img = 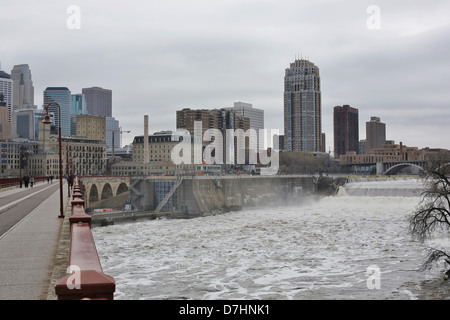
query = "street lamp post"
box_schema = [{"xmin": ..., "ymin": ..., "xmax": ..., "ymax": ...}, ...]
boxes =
[
  {"xmin": 19, "ymin": 154, "xmax": 26, "ymax": 188},
  {"xmin": 42, "ymin": 102, "xmax": 64, "ymax": 218},
  {"xmin": 66, "ymin": 141, "xmax": 71, "ymax": 197}
]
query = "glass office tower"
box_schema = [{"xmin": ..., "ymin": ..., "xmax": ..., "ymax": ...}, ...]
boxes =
[{"xmin": 43, "ymin": 87, "xmax": 71, "ymax": 136}]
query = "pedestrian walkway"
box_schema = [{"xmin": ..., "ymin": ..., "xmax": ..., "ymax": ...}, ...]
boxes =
[
  {"xmin": 0, "ymin": 182, "xmax": 58, "ymax": 214},
  {"xmin": 0, "ymin": 182, "xmax": 71, "ymax": 300},
  {"xmin": 0, "ymin": 180, "xmax": 48, "ymax": 197}
]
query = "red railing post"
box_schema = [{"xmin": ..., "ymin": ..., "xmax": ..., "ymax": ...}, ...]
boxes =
[{"xmin": 55, "ymin": 177, "xmax": 115, "ymax": 300}]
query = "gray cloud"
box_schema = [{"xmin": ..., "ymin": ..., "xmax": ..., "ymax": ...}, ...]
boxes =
[{"xmin": 1, "ymin": 0, "xmax": 449, "ymax": 150}]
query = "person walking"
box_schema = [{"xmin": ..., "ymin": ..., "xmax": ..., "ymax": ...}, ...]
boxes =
[
  {"xmin": 68, "ymin": 175, "xmax": 73, "ymax": 188},
  {"xmin": 23, "ymin": 174, "xmax": 30, "ymax": 188},
  {"xmin": 30, "ymin": 176, "xmax": 34, "ymax": 187}
]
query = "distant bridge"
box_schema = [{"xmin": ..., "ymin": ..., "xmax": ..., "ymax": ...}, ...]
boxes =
[
  {"xmin": 341, "ymin": 161, "xmax": 426, "ymax": 175},
  {"xmin": 79, "ymin": 176, "xmax": 130, "ymax": 207},
  {"xmin": 381, "ymin": 161, "xmax": 425, "ymax": 175}
]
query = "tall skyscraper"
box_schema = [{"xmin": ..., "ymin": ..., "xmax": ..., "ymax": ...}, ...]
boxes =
[
  {"xmin": 366, "ymin": 116, "xmax": 386, "ymax": 153},
  {"xmin": 82, "ymin": 87, "xmax": 112, "ymax": 117},
  {"xmin": 106, "ymin": 117, "xmax": 120, "ymax": 150},
  {"xmin": 333, "ymin": 105, "xmax": 359, "ymax": 157},
  {"xmin": 0, "ymin": 70, "xmax": 13, "ymax": 123},
  {"xmin": 11, "ymin": 64, "xmax": 34, "ymax": 110},
  {"xmin": 284, "ymin": 59, "xmax": 323, "ymax": 152},
  {"xmin": 43, "ymin": 87, "xmax": 71, "ymax": 136},
  {"xmin": 70, "ymin": 93, "xmax": 88, "ymax": 115}
]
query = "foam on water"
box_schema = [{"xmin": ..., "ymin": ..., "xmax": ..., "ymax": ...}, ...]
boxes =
[
  {"xmin": 92, "ymin": 178, "xmax": 450, "ymax": 300},
  {"xmin": 342, "ymin": 178, "xmax": 424, "ymax": 197}
]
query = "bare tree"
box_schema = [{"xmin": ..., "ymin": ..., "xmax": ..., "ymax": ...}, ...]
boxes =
[{"xmin": 408, "ymin": 153, "xmax": 450, "ymax": 276}]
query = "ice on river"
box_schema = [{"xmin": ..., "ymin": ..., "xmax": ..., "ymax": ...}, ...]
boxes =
[{"xmin": 92, "ymin": 178, "xmax": 450, "ymax": 300}]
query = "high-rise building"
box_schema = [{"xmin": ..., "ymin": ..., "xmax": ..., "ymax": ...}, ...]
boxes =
[
  {"xmin": 226, "ymin": 101, "xmax": 264, "ymax": 151},
  {"xmin": 106, "ymin": 117, "xmax": 120, "ymax": 150},
  {"xmin": 176, "ymin": 107, "xmax": 251, "ymax": 164},
  {"xmin": 177, "ymin": 108, "xmax": 250, "ymax": 137},
  {"xmin": 0, "ymin": 70, "xmax": 13, "ymax": 124},
  {"xmin": 176, "ymin": 108, "xmax": 212, "ymax": 137},
  {"xmin": 82, "ymin": 87, "xmax": 112, "ymax": 117},
  {"xmin": 43, "ymin": 87, "xmax": 71, "ymax": 136},
  {"xmin": 333, "ymin": 105, "xmax": 359, "ymax": 157},
  {"xmin": 11, "ymin": 64, "xmax": 34, "ymax": 111},
  {"xmin": 70, "ymin": 93, "xmax": 88, "ymax": 115},
  {"xmin": 70, "ymin": 94, "xmax": 88, "ymax": 134},
  {"xmin": 11, "ymin": 109, "xmax": 46, "ymax": 140},
  {"xmin": 366, "ymin": 116, "xmax": 386, "ymax": 153},
  {"xmin": 284, "ymin": 59, "xmax": 323, "ymax": 153},
  {"xmin": 0, "ymin": 92, "xmax": 11, "ymax": 139}
]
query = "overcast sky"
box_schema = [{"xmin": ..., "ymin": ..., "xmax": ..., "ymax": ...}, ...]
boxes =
[{"xmin": 1, "ymin": 0, "xmax": 449, "ymax": 151}]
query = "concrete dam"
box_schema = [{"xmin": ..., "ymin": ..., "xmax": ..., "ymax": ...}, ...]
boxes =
[{"xmin": 128, "ymin": 175, "xmax": 341, "ymax": 218}]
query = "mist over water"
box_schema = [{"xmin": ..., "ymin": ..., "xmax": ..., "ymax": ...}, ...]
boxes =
[{"xmin": 92, "ymin": 179, "xmax": 450, "ymax": 300}]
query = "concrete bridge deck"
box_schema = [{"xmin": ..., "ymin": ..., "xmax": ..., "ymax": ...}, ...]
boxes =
[{"xmin": 0, "ymin": 182, "xmax": 71, "ymax": 300}]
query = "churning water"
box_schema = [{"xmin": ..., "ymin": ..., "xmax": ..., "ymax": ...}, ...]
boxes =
[{"xmin": 92, "ymin": 178, "xmax": 450, "ymax": 300}]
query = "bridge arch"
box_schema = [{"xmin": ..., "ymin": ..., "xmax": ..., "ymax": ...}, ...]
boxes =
[
  {"xmin": 101, "ymin": 183, "xmax": 114, "ymax": 200},
  {"xmin": 78, "ymin": 177, "xmax": 130, "ymax": 208},
  {"xmin": 116, "ymin": 182, "xmax": 129, "ymax": 195},
  {"xmin": 89, "ymin": 184, "xmax": 99, "ymax": 202},
  {"xmin": 384, "ymin": 163, "xmax": 425, "ymax": 175}
]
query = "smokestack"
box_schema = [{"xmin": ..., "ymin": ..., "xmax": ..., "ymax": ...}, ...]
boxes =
[
  {"xmin": 144, "ymin": 115, "xmax": 149, "ymax": 163},
  {"xmin": 400, "ymin": 141, "xmax": 403, "ymax": 160}
]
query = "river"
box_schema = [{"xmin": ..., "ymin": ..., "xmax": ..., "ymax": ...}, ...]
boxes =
[{"xmin": 92, "ymin": 178, "xmax": 450, "ymax": 300}]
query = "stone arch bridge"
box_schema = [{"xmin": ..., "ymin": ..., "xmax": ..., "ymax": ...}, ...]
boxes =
[{"xmin": 79, "ymin": 176, "xmax": 130, "ymax": 208}]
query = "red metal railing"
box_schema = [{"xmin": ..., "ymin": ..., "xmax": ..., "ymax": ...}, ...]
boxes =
[{"xmin": 55, "ymin": 177, "xmax": 115, "ymax": 300}]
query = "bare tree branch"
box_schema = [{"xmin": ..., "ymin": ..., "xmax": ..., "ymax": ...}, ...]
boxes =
[
  {"xmin": 408, "ymin": 152, "xmax": 450, "ymax": 273},
  {"xmin": 420, "ymin": 248, "xmax": 450, "ymax": 272}
]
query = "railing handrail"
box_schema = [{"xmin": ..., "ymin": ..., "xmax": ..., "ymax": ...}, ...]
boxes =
[{"xmin": 55, "ymin": 176, "xmax": 115, "ymax": 300}]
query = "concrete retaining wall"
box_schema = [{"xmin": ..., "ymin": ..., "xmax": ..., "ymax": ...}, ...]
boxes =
[{"xmin": 130, "ymin": 175, "xmax": 331, "ymax": 217}]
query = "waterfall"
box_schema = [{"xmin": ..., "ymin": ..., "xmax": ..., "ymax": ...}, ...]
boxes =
[{"xmin": 337, "ymin": 178, "xmax": 424, "ymax": 197}]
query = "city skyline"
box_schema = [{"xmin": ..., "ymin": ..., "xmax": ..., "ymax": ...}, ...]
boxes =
[{"xmin": 1, "ymin": 1, "xmax": 449, "ymax": 151}]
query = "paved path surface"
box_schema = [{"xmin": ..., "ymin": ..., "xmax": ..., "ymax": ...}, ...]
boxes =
[{"xmin": 0, "ymin": 182, "xmax": 70, "ymax": 300}]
